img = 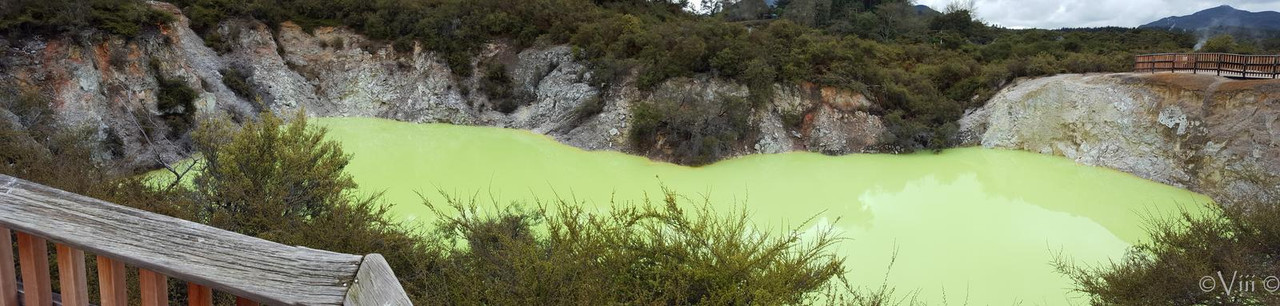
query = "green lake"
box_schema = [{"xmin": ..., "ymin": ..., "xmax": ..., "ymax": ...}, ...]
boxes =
[{"xmin": 306, "ymin": 117, "xmax": 1211, "ymax": 304}]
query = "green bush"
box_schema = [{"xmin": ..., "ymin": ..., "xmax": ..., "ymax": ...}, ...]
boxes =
[
  {"xmin": 630, "ymin": 95, "xmax": 754, "ymax": 166},
  {"xmin": 1057, "ymin": 199, "xmax": 1280, "ymax": 305},
  {"xmin": 1200, "ymin": 34, "xmax": 1260, "ymax": 54},
  {"xmin": 415, "ymin": 192, "xmax": 851, "ymax": 304},
  {"xmin": 571, "ymin": 95, "xmax": 605, "ymax": 122},
  {"xmin": 479, "ymin": 62, "xmax": 527, "ymax": 113},
  {"xmin": 156, "ymin": 76, "xmax": 198, "ymax": 138},
  {"xmin": 219, "ymin": 68, "xmax": 255, "ymax": 101}
]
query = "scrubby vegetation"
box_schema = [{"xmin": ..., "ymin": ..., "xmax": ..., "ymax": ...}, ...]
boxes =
[
  {"xmin": 418, "ymin": 192, "xmax": 866, "ymax": 304},
  {"xmin": 219, "ymin": 68, "xmax": 256, "ymax": 102},
  {"xmin": 479, "ymin": 63, "xmax": 530, "ymax": 113},
  {"xmin": 630, "ymin": 94, "xmax": 755, "ymax": 165},
  {"xmin": 0, "ymin": 0, "xmax": 173, "ymax": 38},
  {"xmin": 1057, "ymin": 200, "xmax": 1280, "ymax": 305},
  {"xmin": 155, "ymin": 75, "xmax": 198, "ymax": 138}
]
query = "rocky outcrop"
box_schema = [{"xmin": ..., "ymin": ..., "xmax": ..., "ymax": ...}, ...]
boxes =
[
  {"xmin": 0, "ymin": 2, "xmax": 245, "ymax": 169},
  {"xmin": 0, "ymin": 2, "xmax": 884, "ymax": 170},
  {"xmin": 960, "ymin": 73, "xmax": 1280, "ymax": 204}
]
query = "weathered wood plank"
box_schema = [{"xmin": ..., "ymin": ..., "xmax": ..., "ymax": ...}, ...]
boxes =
[
  {"xmin": 96, "ymin": 257, "xmax": 127, "ymax": 306},
  {"xmin": 0, "ymin": 175, "xmax": 367, "ymax": 305},
  {"xmin": 187, "ymin": 283, "xmax": 212, "ymax": 306},
  {"xmin": 140, "ymin": 269, "xmax": 169, "ymax": 306},
  {"xmin": 55, "ymin": 244, "xmax": 89, "ymax": 306},
  {"xmin": 0, "ymin": 227, "xmax": 16, "ymax": 306},
  {"xmin": 234, "ymin": 297, "xmax": 259, "ymax": 306},
  {"xmin": 343, "ymin": 254, "xmax": 412, "ymax": 306},
  {"xmin": 16, "ymin": 232, "xmax": 51, "ymax": 306}
]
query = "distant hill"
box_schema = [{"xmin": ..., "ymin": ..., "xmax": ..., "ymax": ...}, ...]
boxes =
[
  {"xmin": 914, "ymin": 5, "xmax": 940, "ymax": 17},
  {"xmin": 1140, "ymin": 5, "xmax": 1280, "ymax": 31}
]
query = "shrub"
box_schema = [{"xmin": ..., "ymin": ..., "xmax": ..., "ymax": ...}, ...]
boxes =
[
  {"xmin": 219, "ymin": 68, "xmax": 255, "ymax": 101},
  {"xmin": 479, "ymin": 62, "xmax": 526, "ymax": 113},
  {"xmin": 416, "ymin": 190, "xmax": 849, "ymax": 305},
  {"xmin": 571, "ymin": 95, "xmax": 605, "ymax": 122},
  {"xmin": 156, "ymin": 76, "xmax": 198, "ymax": 138},
  {"xmin": 629, "ymin": 94, "xmax": 754, "ymax": 166},
  {"xmin": 1057, "ymin": 200, "xmax": 1280, "ymax": 305},
  {"xmin": 1201, "ymin": 34, "xmax": 1242, "ymax": 53},
  {"xmin": 189, "ymin": 112, "xmax": 359, "ymax": 237}
]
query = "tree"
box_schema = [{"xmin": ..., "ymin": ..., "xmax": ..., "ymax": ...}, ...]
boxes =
[
  {"xmin": 189, "ymin": 111, "xmax": 363, "ymax": 238},
  {"xmin": 944, "ymin": 0, "xmax": 975, "ymax": 14},
  {"xmin": 1201, "ymin": 34, "xmax": 1241, "ymax": 53},
  {"xmin": 722, "ymin": 0, "xmax": 769, "ymax": 21}
]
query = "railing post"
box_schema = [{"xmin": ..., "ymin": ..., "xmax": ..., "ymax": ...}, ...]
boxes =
[
  {"xmin": 235, "ymin": 297, "xmax": 260, "ymax": 306},
  {"xmin": 1264, "ymin": 55, "xmax": 1274, "ymax": 78},
  {"xmin": 1245, "ymin": 56, "xmax": 1252, "ymax": 78},
  {"xmin": 16, "ymin": 232, "xmax": 51, "ymax": 306},
  {"xmin": 140, "ymin": 269, "xmax": 169, "ymax": 306},
  {"xmin": 96, "ymin": 257, "xmax": 128, "ymax": 306},
  {"xmin": 0, "ymin": 227, "xmax": 16, "ymax": 306},
  {"xmin": 55, "ymin": 244, "xmax": 89, "ymax": 306},
  {"xmin": 188, "ymin": 283, "xmax": 213, "ymax": 306},
  {"xmin": 344, "ymin": 254, "xmax": 412, "ymax": 306}
]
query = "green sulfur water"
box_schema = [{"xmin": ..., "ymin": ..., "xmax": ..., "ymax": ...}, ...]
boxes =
[{"xmin": 299, "ymin": 117, "xmax": 1216, "ymax": 304}]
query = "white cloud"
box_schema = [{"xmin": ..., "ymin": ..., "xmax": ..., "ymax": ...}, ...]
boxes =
[{"xmin": 912, "ymin": 0, "xmax": 1280, "ymax": 29}]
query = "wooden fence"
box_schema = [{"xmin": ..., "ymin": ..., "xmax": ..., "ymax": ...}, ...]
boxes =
[
  {"xmin": 0, "ymin": 174, "xmax": 412, "ymax": 306},
  {"xmin": 1135, "ymin": 53, "xmax": 1280, "ymax": 79}
]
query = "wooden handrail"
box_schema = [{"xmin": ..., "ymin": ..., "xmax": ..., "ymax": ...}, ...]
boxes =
[
  {"xmin": 0, "ymin": 175, "xmax": 411, "ymax": 305},
  {"xmin": 1135, "ymin": 53, "xmax": 1280, "ymax": 79}
]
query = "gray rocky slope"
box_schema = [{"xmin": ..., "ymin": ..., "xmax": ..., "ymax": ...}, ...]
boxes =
[
  {"xmin": 0, "ymin": 2, "xmax": 884, "ymax": 171},
  {"xmin": 960, "ymin": 73, "xmax": 1280, "ymax": 204}
]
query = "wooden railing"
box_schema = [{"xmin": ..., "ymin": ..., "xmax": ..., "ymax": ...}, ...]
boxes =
[
  {"xmin": 0, "ymin": 175, "xmax": 412, "ymax": 306},
  {"xmin": 1135, "ymin": 53, "xmax": 1280, "ymax": 79}
]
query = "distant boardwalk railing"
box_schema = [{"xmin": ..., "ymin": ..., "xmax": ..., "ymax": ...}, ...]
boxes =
[
  {"xmin": 1135, "ymin": 53, "xmax": 1280, "ymax": 79},
  {"xmin": 0, "ymin": 174, "xmax": 412, "ymax": 306}
]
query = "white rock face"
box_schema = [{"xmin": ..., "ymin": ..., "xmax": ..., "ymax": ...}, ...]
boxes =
[{"xmin": 961, "ymin": 73, "xmax": 1280, "ymax": 204}]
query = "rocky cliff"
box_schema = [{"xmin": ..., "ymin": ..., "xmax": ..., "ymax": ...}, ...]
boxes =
[
  {"xmin": 960, "ymin": 73, "xmax": 1280, "ymax": 204},
  {"xmin": 0, "ymin": 2, "xmax": 885, "ymax": 171}
]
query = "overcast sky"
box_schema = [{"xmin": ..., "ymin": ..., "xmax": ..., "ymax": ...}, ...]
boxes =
[{"xmin": 910, "ymin": 0, "xmax": 1280, "ymax": 29}]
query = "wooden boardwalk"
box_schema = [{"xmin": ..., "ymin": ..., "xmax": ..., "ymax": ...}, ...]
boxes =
[
  {"xmin": 0, "ymin": 174, "xmax": 412, "ymax": 306},
  {"xmin": 1135, "ymin": 53, "xmax": 1280, "ymax": 79}
]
